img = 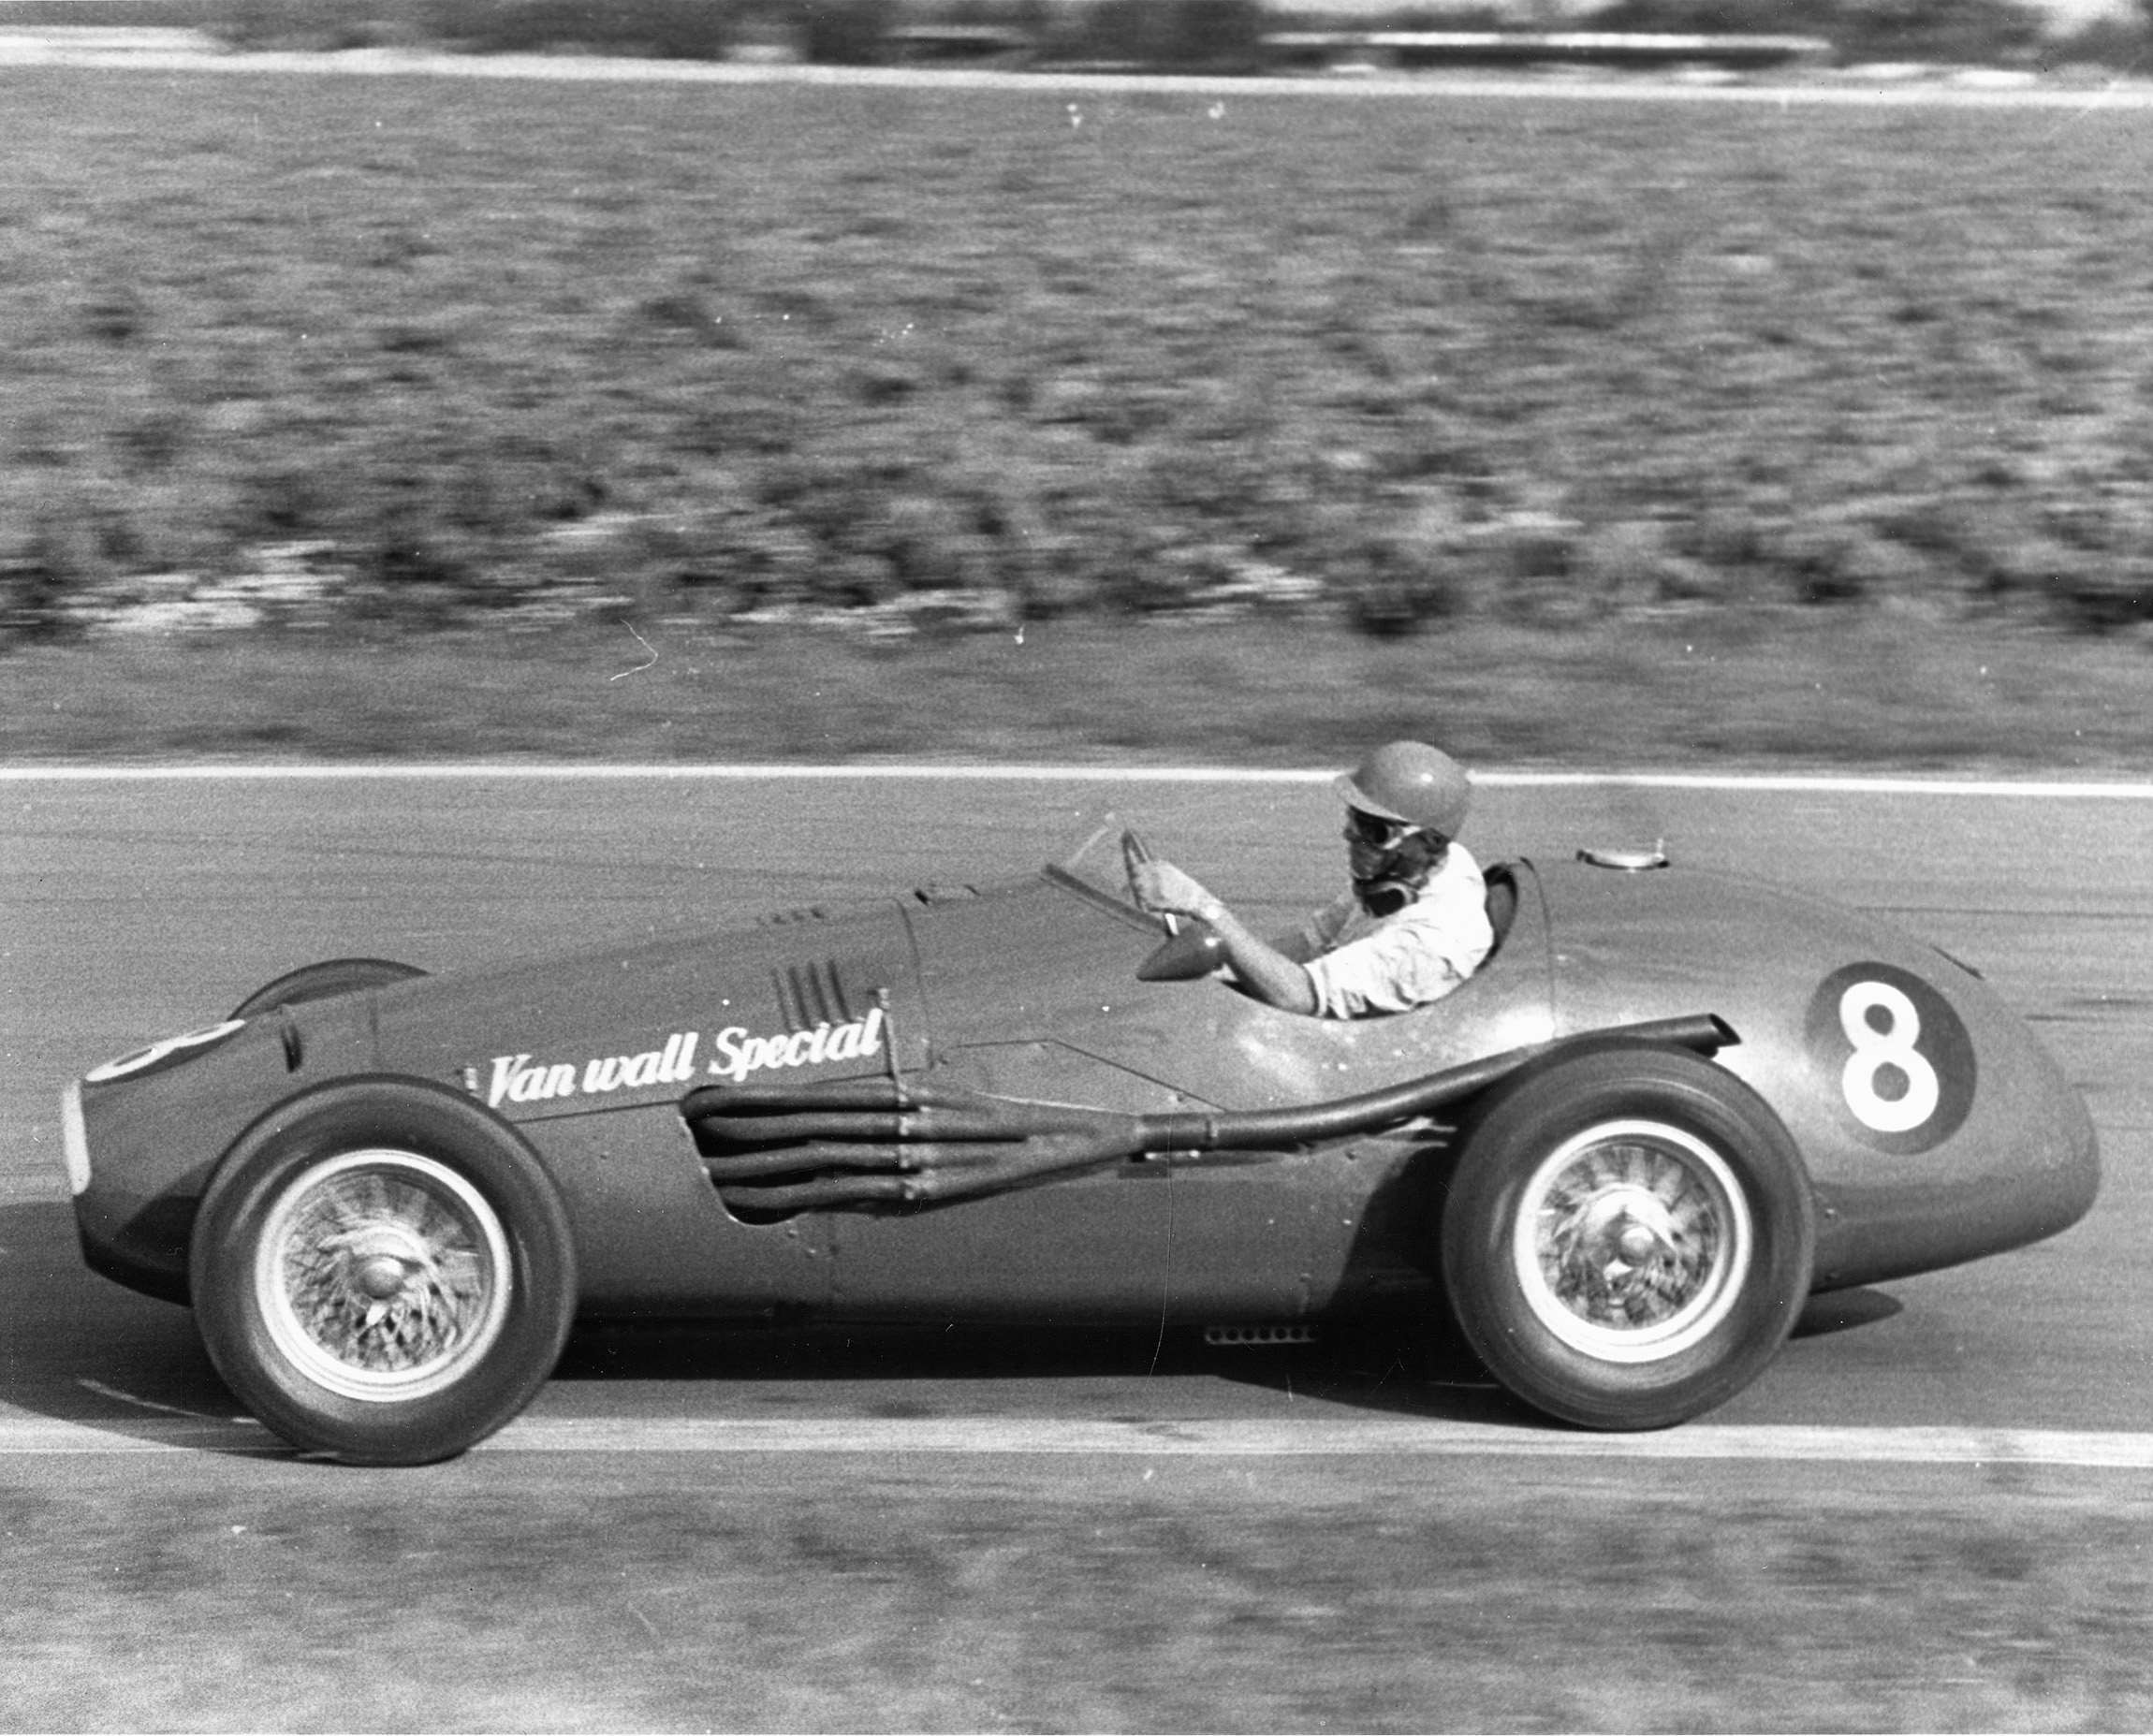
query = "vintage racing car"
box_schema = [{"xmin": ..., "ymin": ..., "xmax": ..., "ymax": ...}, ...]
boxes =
[{"xmin": 59, "ymin": 826, "xmax": 2098, "ymax": 1464}]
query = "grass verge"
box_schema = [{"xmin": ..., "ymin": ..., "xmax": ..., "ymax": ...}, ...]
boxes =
[
  {"xmin": 5, "ymin": 70, "xmax": 2151, "ymax": 647},
  {"xmin": 3, "ymin": 1454, "xmax": 2150, "ymax": 1730}
]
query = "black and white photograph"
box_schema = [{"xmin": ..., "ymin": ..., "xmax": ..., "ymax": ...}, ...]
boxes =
[{"xmin": 4, "ymin": 0, "xmax": 2150, "ymax": 1727}]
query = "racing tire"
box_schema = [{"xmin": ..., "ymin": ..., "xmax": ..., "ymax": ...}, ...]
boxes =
[
  {"xmin": 230, "ymin": 958, "xmax": 428, "ymax": 1020},
  {"xmin": 190, "ymin": 1076, "xmax": 578, "ymax": 1466},
  {"xmin": 1440, "ymin": 1043, "xmax": 1814, "ymax": 1431}
]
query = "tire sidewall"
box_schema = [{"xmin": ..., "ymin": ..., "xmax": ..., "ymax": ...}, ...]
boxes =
[
  {"xmin": 1441, "ymin": 1043, "xmax": 1815, "ymax": 1430},
  {"xmin": 191, "ymin": 1076, "xmax": 578, "ymax": 1466}
]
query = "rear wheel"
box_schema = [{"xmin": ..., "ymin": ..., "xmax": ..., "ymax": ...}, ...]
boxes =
[
  {"xmin": 1441, "ymin": 1044, "xmax": 1814, "ymax": 1430},
  {"xmin": 190, "ymin": 1077, "xmax": 577, "ymax": 1465}
]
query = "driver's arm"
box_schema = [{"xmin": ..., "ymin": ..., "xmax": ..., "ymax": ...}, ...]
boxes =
[{"xmin": 1130, "ymin": 861, "xmax": 1319, "ymax": 1016}]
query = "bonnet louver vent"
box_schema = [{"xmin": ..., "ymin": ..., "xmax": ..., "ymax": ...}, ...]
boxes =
[
  {"xmin": 756, "ymin": 906, "xmax": 831, "ymax": 927},
  {"xmin": 773, "ymin": 960, "xmax": 857, "ymax": 1032}
]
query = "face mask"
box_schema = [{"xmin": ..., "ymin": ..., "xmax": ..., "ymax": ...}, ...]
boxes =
[
  {"xmin": 1355, "ymin": 877, "xmax": 1417, "ymax": 918},
  {"xmin": 1350, "ymin": 831, "xmax": 1449, "ymax": 916}
]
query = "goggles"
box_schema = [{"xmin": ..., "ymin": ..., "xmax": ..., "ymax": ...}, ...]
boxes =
[{"xmin": 1344, "ymin": 808, "xmax": 1418, "ymax": 851}]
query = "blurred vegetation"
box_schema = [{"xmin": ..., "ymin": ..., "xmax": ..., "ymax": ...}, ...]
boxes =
[
  {"xmin": 1583, "ymin": 0, "xmax": 2016, "ymax": 53},
  {"xmin": 160, "ymin": 0, "xmax": 2153, "ymax": 66},
  {"xmin": 1270, "ymin": 0, "xmax": 2143, "ymax": 66},
  {"xmin": 4, "ymin": 70, "xmax": 2147, "ymax": 661},
  {"xmin": 3, "ymin": 0, "xmax": 2149, "ymax": 62}
]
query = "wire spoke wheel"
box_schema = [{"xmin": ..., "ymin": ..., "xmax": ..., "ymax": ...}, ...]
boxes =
[
  {"xmin": 1515, "ymin": 1119, "xmax": 1750, "ymax": 1364},
  {"xmin": 256, "ymin": 1148, "xmax": 513, "ymax": 1403},
  {"xmin": 192, "ymin": 1078, "xmax": 577, "ymax": 1465},
  {"xmin": 1442, "ymin": 1044, "xmax": 1813, "ymax": 1431}
]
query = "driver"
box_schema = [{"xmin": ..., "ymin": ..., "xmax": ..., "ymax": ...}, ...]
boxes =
[{"xmin": 1130, "ymin": 740, "xmax": 1495, "ymax": 1019}]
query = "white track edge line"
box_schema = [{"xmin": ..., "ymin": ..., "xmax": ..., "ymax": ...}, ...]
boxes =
[
  {"xmin": 5, "ymin": 50, "xmax": 2150, "ymax": 109},
  {"xmin": 6, "ymin": 764, "xmax": 2151, "ymax": 798},
  {"xmin": 7, "ymin": 1414, "xmax": 2153, "ymax": 1466}
]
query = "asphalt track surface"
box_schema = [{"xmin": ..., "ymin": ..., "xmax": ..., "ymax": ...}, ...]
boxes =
[
  {"xmin": 4, "ymin": 766, "xmax": 2150, "ymax": 1728},
  {"xmin": 5, "ymin": 766, "xmax": 2148, "ymax": 1447}
]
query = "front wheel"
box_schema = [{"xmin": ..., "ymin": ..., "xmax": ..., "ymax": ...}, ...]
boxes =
[
  {"xmin": 1440, "ymin": 1044, "xmax": 1814, "ymax": 1431},
  {"xmin": 190, "ymin": 1077, "xmax": 578, "ymax": 1465}
]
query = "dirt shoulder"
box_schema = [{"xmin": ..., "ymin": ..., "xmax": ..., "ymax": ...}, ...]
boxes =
[{"xmin": 7, "ymin": 614, "xmax": 2147, "ymax": 772}]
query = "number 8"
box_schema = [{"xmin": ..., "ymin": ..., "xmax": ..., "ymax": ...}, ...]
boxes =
[{"xmin": 1838, "ymin": 982, "xmax": 1940, "ymax": 1134}]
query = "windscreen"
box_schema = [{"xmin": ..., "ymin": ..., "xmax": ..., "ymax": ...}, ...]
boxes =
[{"xmin": 1047, "ymin": 813, "xmax": 1165, "ymax": 926}]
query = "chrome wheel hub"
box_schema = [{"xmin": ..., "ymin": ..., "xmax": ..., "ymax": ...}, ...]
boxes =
[
  {"xmin": 255, "ymin": 1149, "xmax": 512, "ymax": 1403},
  {"xmin": 1513, "ymin": 1119, "xmax": 1752, "ymax": 1364}
]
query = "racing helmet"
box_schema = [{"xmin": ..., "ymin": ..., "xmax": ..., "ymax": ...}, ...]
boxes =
[{"xmin": 1335, "ymin": 740, "xmax": 1472, "ymax": 840}]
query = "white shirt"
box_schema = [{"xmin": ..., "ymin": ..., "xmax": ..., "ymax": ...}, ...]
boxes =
[{"xmin": 1298, "ymin": 844, "xmax": 1495, "ymax": 1019}]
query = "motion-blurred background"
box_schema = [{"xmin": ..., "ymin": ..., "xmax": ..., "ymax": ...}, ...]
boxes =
[{"xmin": 4, "ymin": 0, "xmax": 2148, "ymax": 766}]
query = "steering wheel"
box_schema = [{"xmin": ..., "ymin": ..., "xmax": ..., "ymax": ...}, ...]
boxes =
[
  {"xmin": 1121, "ymin": 827, "xmax": 1231, "ymax": 983},
  {"xmin": 1120, "ymin": 828, "xmax": 1179, "ymax": 934}
]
